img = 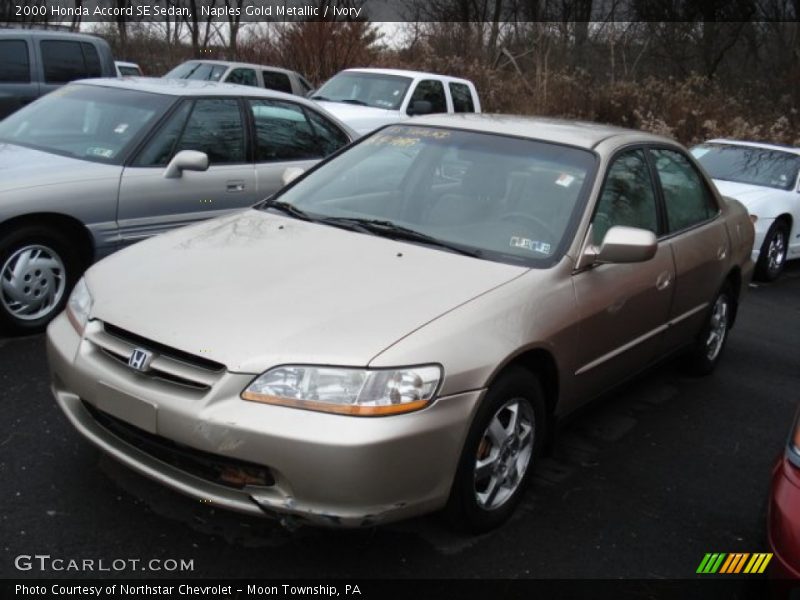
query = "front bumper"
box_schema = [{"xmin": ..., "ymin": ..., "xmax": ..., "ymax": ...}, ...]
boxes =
[
  {"xmin": 47, "ymin": 313, "xmax": 483, "ymax": 527},
  {"xmin": 768, "ymin": 456, "xmax": 800, "ymax": 579}
]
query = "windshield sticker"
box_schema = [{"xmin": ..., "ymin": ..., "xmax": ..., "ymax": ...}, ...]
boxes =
[
  {"xmin": 510, "ymin": 236, "xmax": 551, "ymax": 255},
  {"xmin": 86, "ymin": 147, "xmax": 114, "ymax": 158},
  {"xmin": 555, "ymin": 173, "xmax": 575, "ymax": 187},
  {"xmin": 364, "ymin": 134, "xmax": 420, "ymax": 148},
  {"xmin": 114, "ymin": 123, "xmax": 129, "ymax": 134}
]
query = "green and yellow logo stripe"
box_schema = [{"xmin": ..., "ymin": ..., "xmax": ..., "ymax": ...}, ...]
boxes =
[{"xmin": 696, "ymin": 553, "xmax": 772, "ymax": 574}]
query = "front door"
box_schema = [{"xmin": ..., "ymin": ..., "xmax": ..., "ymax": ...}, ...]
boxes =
[
  {"xmin": 117, "ymin": 97, "xmax": 258, "ymax": 244},
  {"xmin": 572, "ymin": 148, "xmax": 676, "ymax": 399}
]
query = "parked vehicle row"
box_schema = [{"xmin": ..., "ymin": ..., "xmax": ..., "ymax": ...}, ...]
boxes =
[{"xmin": 0, "ymin": 28, "xmax": 794, "ymax": 575}]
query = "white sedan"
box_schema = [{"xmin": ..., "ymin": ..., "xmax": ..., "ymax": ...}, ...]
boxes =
[{"xmin": 692, "ymin": 139, "xmax": 799, "ymax": 280}]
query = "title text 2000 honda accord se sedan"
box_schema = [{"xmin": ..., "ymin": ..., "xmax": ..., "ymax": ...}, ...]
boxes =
[{"xmin": 47, "ymin": 116, "xmax": 755, "ymax": 531}]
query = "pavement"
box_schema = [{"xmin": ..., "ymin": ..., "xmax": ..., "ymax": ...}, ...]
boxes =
[{"xmin": 1, "ymin": 263, "xmax": 799, "ymax": 580}]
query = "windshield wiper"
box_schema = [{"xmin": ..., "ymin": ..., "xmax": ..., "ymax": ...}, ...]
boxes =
[
  {"xmin": 340, "ymin": 99, "xmax": 368, "ymax": 106},
  {"xmin": 321, "ymin": 217, "xmax": 482, "ymax": 258},
  {"xmin": 259, "ymin": 199, "xmax": 315, "ymax": 222},
  {"xmin": 310, "ymin": 95, "xmax": 330, "ymax": 101}
]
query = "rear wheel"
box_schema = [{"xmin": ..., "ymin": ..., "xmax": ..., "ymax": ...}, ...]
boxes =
[
  {"xmin": 684, "ymin": 283, "xmax": 734, "ymax": 376},
  {"xmin": 755, "ymin": 220, "xmax": 789, "ymax": 282},
  {"xmin": 0, "ymin": 226, "xmax": 81, "ymax": 335},
  {"xmin": 445, "ymin": 366, "xmax": 546, "ymax": 533}
]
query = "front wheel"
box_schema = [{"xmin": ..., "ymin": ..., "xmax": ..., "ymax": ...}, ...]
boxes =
[
  {"xmin": 684, "ymin": 284, "xmax": 734, "ymax": 376},
  {"xmin": 445, "ymin": 366, "xmax": 546, "ymax": 533},
  {"xmin": 755, "ymin": 220, "xmax": 789, "ymax": 282},
  {"xmin": 0, "ymin": 227, "xmax": 81, "ymax": 335}
]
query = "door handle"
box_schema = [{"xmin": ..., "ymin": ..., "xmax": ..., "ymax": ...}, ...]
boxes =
[
  {"xmin": 656, "ymin": 271, "xmax": 672, "ymax": 291},
  {"xmin": 226, "ymin": 180, "xmax": 246, "ymax": 192}
]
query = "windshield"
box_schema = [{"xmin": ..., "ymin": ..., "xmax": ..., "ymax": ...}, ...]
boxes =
[
  {"xmin": 268, "ymin": 125, "xmax": 597, "ymax": 267},
  {"xmin": 164, "ymin": 61, "xmax": 227, "ymax": 82},
  {"xmin": 691, "ymin": 143, "xmax": 800, "ymax": 191},
  {"xmin": 314, "ymin": 72, "xmax": 412, "ymax": 110},
  {"xmin": 0, "ymin": 84, "xmax": 173, "ymax": 164}
]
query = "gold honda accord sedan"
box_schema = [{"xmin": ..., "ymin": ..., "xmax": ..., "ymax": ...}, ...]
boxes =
[{"xmin": 47, "ymin": 115, "xmax": 755, "ymax": 531}]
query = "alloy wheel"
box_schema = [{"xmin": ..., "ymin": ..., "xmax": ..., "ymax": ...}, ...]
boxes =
[
  {"xmin": 704, "ymin": 294, "xmax": 729, "ymax": 362},
  {"xmin": 474, "ymin": 397, "xmax": 534, "ymax": 511}
]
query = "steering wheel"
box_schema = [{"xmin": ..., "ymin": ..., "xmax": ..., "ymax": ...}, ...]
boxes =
[{"xmin": 498, "ymin": 212, "xmax": 556, "ymax": 242}]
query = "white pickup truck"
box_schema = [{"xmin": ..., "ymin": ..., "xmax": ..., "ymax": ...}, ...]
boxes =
[{"xmin": 311, "ymin": 68, "xmax": 481, "ymax": 136}]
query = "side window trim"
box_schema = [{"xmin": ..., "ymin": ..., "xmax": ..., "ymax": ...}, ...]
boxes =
[
  {"xmin": 648, "ymin": 144, "xmax": 721, "ymax": 239},
  {"xmin": 126, "ymin": 98, "xmax": 195, "ymax": 168},
  {"xmin": 588, "ymin": 143, "xmax": 663, "ymax": 245}
]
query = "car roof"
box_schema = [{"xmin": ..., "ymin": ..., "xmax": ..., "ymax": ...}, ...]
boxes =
[
  {"xmin": 0, "ymin": 28, "xmax": 104, "ymax": 44},
  {"xmin": 342, "ymin": 68, "xmax": 473, "ymax": 84},
  {"xmin": 76, "ymin": 76, "xmax": 300, "ymax": 99},
  {"xmin": 701, "ymin": 138, "xmax": 800, "ymax": 156},
  {"xmin": 176, "ymin": 60, "xmax": 297, "ymax": 76},
  {"xmin": 115, "ymin": 61, "xmax": 140, "ymax": 68},
  {"xmin": 71, "ymin": 77, "xmax": 357, "ymax": 138},
  {"xmin": 406, "ymin": 114, "xmax": 675, "ymax": 150}
]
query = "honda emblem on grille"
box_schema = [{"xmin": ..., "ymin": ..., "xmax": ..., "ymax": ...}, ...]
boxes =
[{"xmin": 128, "ymin": 348, "xmax": 154, "ymax": 372}]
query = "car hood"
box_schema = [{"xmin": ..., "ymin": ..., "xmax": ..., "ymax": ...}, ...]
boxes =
[
  {"xmin": 0, "ymin": 143, "xmax": 120, "ymax": 193},
  {"xmin": 87, "ymin": 210, "xmax": 527, "ymax": 374},
  {"xmin": 314, "ymin": 101, "xmax": 403, "ymax": 136},
  {"xmin": 712, "ymin": 179, "xmax": 787, "ymax": 216}
]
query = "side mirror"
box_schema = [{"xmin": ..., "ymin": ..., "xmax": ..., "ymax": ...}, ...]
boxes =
[
  {"xmin": 282, "ymin": 166, "xmax": 305, "ymax": 186},
  {"xmin": 408, "ymin": 100, "xmax": 433, "ymax": 116},
  {"xmin": 595, "ymin": 226, "xmax": 658, "ymax": 264},
  {"xmin": 164, "ymin": 150, "xmax": 209, "ymax": 179}
]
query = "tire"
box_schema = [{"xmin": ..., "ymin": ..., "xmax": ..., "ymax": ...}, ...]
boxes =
[
  {"xmin": 755, "ymin": 220, "xmax": 789, "ymax": 282},
  {"xmin": 684, "ymin": 283, "xmax": 734, "ymax": 376},
  {"xmin": 445, "ymin": 366, "xmax": 547, "ymax": 533},
  {"xmin": 0, "ymin": 226, "xmax": 82, "ymax": 335}
]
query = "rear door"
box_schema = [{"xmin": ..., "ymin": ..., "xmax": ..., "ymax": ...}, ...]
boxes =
[
  {"xmin": 246, "ymin": 98, "xmax": 351, "ymax": 198},
  {"xmin": 649, "ymin": 146, "xmax": 730, "ymax": 352},
  {"xmin": 116, "ymin": 97, "xmax": 258, "ymax": 244},
  {"xmin": 0, "ymin": 37, "xmax": 36, "ymax": 118}
]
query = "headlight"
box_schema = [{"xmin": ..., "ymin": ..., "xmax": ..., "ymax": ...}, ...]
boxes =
[
  {"xmin": 66, "ymin": 277, "xmax": 92, "ymax": 334},
  {"xmin": 242, "ymin": 365, "xmax": 442, "ymax": 416}
]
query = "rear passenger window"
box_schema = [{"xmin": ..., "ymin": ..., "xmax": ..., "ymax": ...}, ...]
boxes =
[
  {"xmin": 226, "ymin": 68, "xmax": 257, "ymax": 87},
  {"xmin": 449, "ymin": 82, "xmax": 474, "ymax": 113},
  {"xmin": 174, "ymin": 99, "xmax": 245, "ymax": 164},
  {"xmin": 248, "ymin": 99, "xmax": 321, "ymax": 161},
  {"xmin": 408, "ymin": 80, "xmax": 447, "ymax": 114},
  {"xmin": 593, "ymin": 149, "xmax": 659, "ymax": 244},
  {"xmin": 262, "ymin": 71, "xmax": 293, "ymax": 94},
  {"xmin": 41, "ymin": 40, "xmax": 89, "ymax": 83},
  {"xmin": 651, "ymin": 148, "xmax": 717, "ymax": 232},
  {"xmin": 0, "ymin": 40, "xmax": 30, "ymax": 83}
]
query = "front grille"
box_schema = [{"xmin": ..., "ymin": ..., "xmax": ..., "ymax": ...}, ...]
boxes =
[
  {"xmin": 85, "ymin": 322, "xmax": 226, "ymax": 392},
  {"xmin": 83, "ymin": 401, "xmax": 274, "ymax": 489},
  {"xmin": 103, "ymin": 323, "xmax": 225, "ymax": 372}
]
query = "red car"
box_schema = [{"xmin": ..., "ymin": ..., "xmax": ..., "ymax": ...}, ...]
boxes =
[{"xmin": 769, "ymin": 406, "xmax": 800, "ymax": 579}]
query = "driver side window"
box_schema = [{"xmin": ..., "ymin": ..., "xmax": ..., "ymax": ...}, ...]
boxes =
[{"xmin": 593, "ymin": 149, "xmax": 658, "ymax": 245}]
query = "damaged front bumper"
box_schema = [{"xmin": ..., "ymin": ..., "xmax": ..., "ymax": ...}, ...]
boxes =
[{"xmin": 47, "ymin": 313, "xmax": 483, "ymax": 527}]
